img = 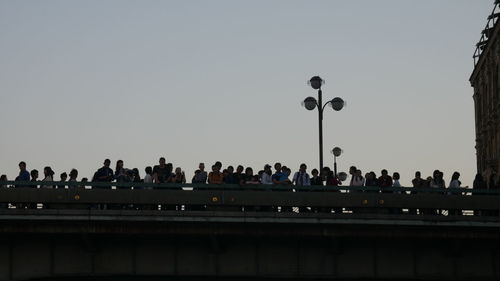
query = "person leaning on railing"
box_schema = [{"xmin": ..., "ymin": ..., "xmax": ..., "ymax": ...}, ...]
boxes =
[
  {"xmin": 292, "ymin": 163, "xmax": 311, "ymax": 213},
  {"xmin": 325, "ymin": 169, "xmax": 342, "ymax": 214},
  {"xmin": 40, "ymin": 166, "xmax": 55, "ymax": 209},
  {"xmin": 172, "ymin": 167, "xmax": 186, "ymax": 184},
  {"xmin": 223, "ymin": 166, "xmax": 235, "ymax": 184},
  {"xmin": 392, "ymin": 172, "xmax": 403, "ymax": 215},
  {"xmin": 190, "ymin": 163, "xmax": 207, "ymax": 211},
  {"xmin": 447, "ymin": 172, "xmax": 462, "ymax": 216},
  {"xmin": 208, "ymin": 165, "xmax": 224, "ymax": 184},
  {"xmin": 410, "ymin": 171, "xmax": 425, "ymax": 215},
  {"xmin": 0, "ymin": 174, "xmax": 8, "ymax": 209},
  {"xmin": 272, "ymin": 163, "xmax": 292, "ymax": 212},
  {"xmin": 67, "ymin": 169, "xmax": 79, "ymax": 189},
  {"xmin": 487, "ymin": 173, "xmax": 499, "ymax": 216},
  {"xmin": 234, "ymin": 165, "xmax": 246, "ymax": 184},
  {"xmin": 472, "ymin": 173, "xmax": 486, "ymax": 216},
  {"xmin": 261, "ymin": 165, "xmax": 273, "ymax": 185},
  {"xmin": 57, "ymin": 172, "xmax": 67, "ymax": 189},
  {"xmin": 241, "ymin": 167, "xmax": 261, "ymax": 211},
  {"xmin": 15, "ymin": 161, "xmax": 32, "ymax": 210},
  {"xmin": 430, "ymin": 170, "xmax": 446, "ymax": 215},
  {"xmin": 377, "ymin": 170, "xmax": 393, "ymax": 214},
  {"xmin": 91, "ymin": 159, "xmax": 113, "ymax": 209},
  {"xmin": 364, "ymin": 172, "xmax": 378, "ymax": 192},
  {"xmin": 92, "ymin": 159, "xmax": 114, "ymax": 188}
]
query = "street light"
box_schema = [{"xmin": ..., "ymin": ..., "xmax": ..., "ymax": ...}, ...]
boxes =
[
  {"xmin": 331, "ymin": 147, "xmax": 343, "ymax": 177},
  {"xmin": 302, "ymin": 76, "xmax": 344, "ymax": 171}
]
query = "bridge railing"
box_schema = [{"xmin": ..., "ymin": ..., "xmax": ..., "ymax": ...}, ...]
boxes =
[
  {"xmin": 0, "ymin": 180, "xmax": 489, "ymax": 192},
  {"xmin": 0, "ymin": 181, "xmax": 499, "ymax": 216}
]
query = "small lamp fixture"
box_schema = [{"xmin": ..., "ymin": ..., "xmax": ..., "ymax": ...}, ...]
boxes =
[
  {"xmin": 308, "ymin": 76, "xmax": 324, "ymax": 90},
  {"xmin": 302, "ymin": 96, "xmax": 317, "ymax": 110},
  {"xmin": 338, "ymin": 172, "xmax": 348, "ymax": 182},
  {"xmin": 331, "ymin": 147, "xmax": 342, "ymax": 157},
  {"xmin": 330, "ymin": 97, "xmax": 345, "ymax": 111}
]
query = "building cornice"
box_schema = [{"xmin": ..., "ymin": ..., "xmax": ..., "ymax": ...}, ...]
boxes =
[{"xmin": 470, "ymin": 4, "xmax": 500, "ymax": 85}]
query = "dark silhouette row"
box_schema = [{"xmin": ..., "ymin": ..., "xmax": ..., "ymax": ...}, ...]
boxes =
[{"xmin": 1, "ymin": 158, "xmax": 499, "ymax": 216}]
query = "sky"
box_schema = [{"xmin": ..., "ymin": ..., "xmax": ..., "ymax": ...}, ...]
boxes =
[{"xmin": 0, "ymin": 0, "xmax": 494, "ymax": 187}]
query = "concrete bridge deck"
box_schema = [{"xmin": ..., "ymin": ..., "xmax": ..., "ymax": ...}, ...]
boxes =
[{"xmin": 0, "ymin": 186, "xmax": 499, "ymax": 281}]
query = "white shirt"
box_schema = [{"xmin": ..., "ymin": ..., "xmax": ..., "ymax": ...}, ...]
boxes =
[
  {"xmin": 293, "ymin": 172, "xmax": 311, "ymax": 186},
  {"xmin": 351, "ymin": 176, "xmax": 365, "ymax": 187},
  {"xmin": 393, "ymin": 179, "xmax": 402, "ymax": 194},
  {"xmin": 143, "ymin": 174, "xmax": 153, "ymax": 189},
  {"xmin": 449, "ymin": 179, "xmax": 460, "ymax": 188},
  {"xmin": 448, "ymin": 179, "xmax": 461, "ymax": 195},
  {"xmin": 261, "ymin": 173, "xmax": 273, "ymax": 185},
  {"xmin": 41, "ymin": 176, "xmax": 53, "ymax": 189},
  {"xmin": 144, "ymin": 174, "xmax": 153, "ymax": 183}
]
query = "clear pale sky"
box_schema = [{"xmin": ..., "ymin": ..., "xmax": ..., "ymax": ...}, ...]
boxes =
[{"xmin": 0, "ymin": 0, "xmax": 493, "ymax": 187}]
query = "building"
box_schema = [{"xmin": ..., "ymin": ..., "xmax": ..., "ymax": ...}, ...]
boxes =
[{"xmin": 470, "ymin": 1, "xmax": 500, "ymax": 187}]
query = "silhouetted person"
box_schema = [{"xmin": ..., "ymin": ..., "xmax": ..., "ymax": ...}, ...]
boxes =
[
  {"xmin": 192, "ymin": 163, "xmax": 207, "ymax": 184},
  {"xmin": 144, "ymin": 167, "xmax": 153, "ymax": 186},
  {"xmin": 412, "ymin": 172, "xmax": 425, "ymax": 190},
  {"xmin": 208, "ymin": 164, "xmax": 224, "ymax": 184},
  {"xmin": 473, "ymin": 173, "xmax": 486, "ymax": 195},
  {"xmin": 325, "ymin": 170, "xmax": 342, "ymax": 214},
  {"xmin": 30, "ymin": 169, "xmax": 39, "ymax": 184},
  {"xmin": 93, "ymin": 159, "xmax": 114, "ymax": 187},
  {"xmin": 92, "ymin": 159, "xmax": 113, "ymax": 210},
  {"xmin": 487, "ymin": 173, "xmax": 499, "ymax": 216},
  {"xmin": 0, "ymin": 175, "xmax": 8, "ymax": 209},
  {"xmin": 68, "ymin": 169, "xmax": 79, "ymax": 189},
  {"xmin": 378, "ymin": 169, "xmax": 393, "ymax": 193},
  {"xmin": 41, "ymin": 166, "xmax": 55, "ymax": 189},
  {"xmin": 261, "ymin": 164, "xmax": 273, "ymax": 185},
  {"xmin": 223, "ymin": 166, "xmax": 235, "ymax": 184},
  {"xmin": 0, "ymin": 175, "xmax": 7, "ymax": 188},
  {"xmin": 351, "ymin": 169, "xmax": 365, "ymax": 190},
  {"xmin": 364, "ymin": 172, "xmax": 376, "ymax": 190},
  {"xmin": 232, "ymin": 165, "xmax": 244, "ymax": 184},
  {"xmin": 410, "ymin": 171, "xmax": 425, "ymax": 214},
  {"xmin": 430, "ymin": 170, "xmax": 445, "ymax": 189},
  {"xmin": 447, "ymin": 171, "xmax": 462, "ymax": 216},
  {"xmin": 310, "ymin": 169, "xmax": 323, "ymax": 186},
  {"xmin": 172, "ymin": 167, "xmax": 186, "ymax": 184},
  {"xmin": 489, "ymin": 173, "xmax": 498, "ymax": 191},
  {"xmin": 114, "ymin": 160, "xmax": 127, "ymax": 183},
  {"xmin": 80, "ymin": 178, "xmax": 88, "ymax": 189},
  {"xmin": 153, "ymin": 157, "xmax": 170, "ymax": 184},
  {"xmin": 348, "ymin": 166, "xmax": 357, "ymax": 188},
  {"xmin": 16, "ymin": 161, "xmax": 30, "ymax": 192},
  {"xmin": 430, "ymin": 170, "xmax": 445, "ymax": 215},
  {"xmin": 57, "ymin": 172, "xmax": 67, "ymax": 189},
  {"xmin": 293, "ymin": 163, "xmax": 311, "ymax": 191}
]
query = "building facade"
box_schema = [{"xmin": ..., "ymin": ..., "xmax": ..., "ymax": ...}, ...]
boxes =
[{"xmin": 470, "ymin": 1, "xmax": 500, "ymax": 187}]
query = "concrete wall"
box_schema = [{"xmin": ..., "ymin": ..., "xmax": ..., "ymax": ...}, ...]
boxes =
[{"xmin": 1, "ymin": 234, "xmax": 499, "ymax": 281}]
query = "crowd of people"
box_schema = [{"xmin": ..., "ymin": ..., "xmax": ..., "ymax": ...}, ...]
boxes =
[{"xmin": 1, "ymin": 158, "xmax": 499, "ymax": 214}]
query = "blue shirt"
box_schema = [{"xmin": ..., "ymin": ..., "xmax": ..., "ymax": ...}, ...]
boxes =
[
  {"xmin": 272, "ymin": 172, "xmax": 288, "ymax": 182},
  {"xmin": 16, "ymin": 170, "xmax": 30, "ymax": 181},
  {"xmin": 94, "ymin": 167, "xmax": 114, "ymax": 182}
]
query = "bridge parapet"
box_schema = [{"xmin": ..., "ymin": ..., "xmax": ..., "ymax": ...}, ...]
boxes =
[{"xmin": 0, "ymin": 181, "xmax": 498, "ymax": 212}]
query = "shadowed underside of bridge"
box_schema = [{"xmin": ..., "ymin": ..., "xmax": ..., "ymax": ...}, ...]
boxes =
[{"xmin": 1, "ymin": 210, "xmax": 500, "ymax": 281}]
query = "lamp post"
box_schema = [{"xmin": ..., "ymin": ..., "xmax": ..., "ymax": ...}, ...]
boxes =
[
  {"xmin": 302, "ymin": 76, "xmax": 344, "ymax": 172},
  {"xmin": 331, "ymin": 147, "xmax": 342, "ymax": 178}
]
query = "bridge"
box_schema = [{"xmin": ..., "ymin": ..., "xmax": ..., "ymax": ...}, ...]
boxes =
[{"xmin": 0, "ymin": 182, "xmax": 500, "ymax": 281}]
